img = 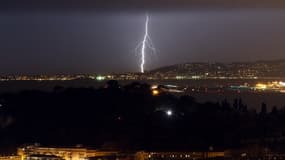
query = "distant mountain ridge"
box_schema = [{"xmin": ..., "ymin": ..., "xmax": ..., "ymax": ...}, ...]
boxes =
[{"xmin": 149, "ymin": 59, "xmax": 285, "ymax": 78}]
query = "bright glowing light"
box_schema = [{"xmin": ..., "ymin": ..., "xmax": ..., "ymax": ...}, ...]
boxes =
[
  {"xmin": 151, "ymin": 85, "xmax": 158, "ymax": 89},
  {"xmin": 136, "ymin": 14, "xmax": 156, "ymax": 73},
  {"xmin": 152, "ymin": 89, "xmax": 159, "ymax": 96},
  {"xmin": 279, "ymin": 81, "xmax": 285, "ymax": 86},
  {"xmin": 254, "ymin": 81, "xmax": 285, "ymax": 92},
  {"xmin": 140, "ymin": 15, "xmax": 147, "ymax": 73},
  {"xmin": 255, "ymin": 83, "xmax": 267, "ymax": 90},
  {"xmin": 96, "ymin": 76, "xmax": 105, "ymax": 81},
  {"xmin": 166, "ymin": 110, "xmax": 172, "ymax": 116}
]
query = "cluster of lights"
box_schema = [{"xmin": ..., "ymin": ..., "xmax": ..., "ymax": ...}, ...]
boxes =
[
  {"xmin": 255, "ymin": 81, "xmax": 285, "ymax": 92},
  {"xmin": 151, "ymin": 84, "xmax": 160, "ymax": 96},
  {"xmin": 255, "ymin": 83, "xmax": 267, "ymax": 90},
  {"xmin": 96, "ymin": 76, "xmax": 105, "ymax": 81}
]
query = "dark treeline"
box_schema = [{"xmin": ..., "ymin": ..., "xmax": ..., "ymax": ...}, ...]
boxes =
[{"xmin": 0, "ymin": 80, "xmax": 285, "ymax": 153}]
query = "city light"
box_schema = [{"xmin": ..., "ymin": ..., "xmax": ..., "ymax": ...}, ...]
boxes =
[
  {"xmin": 96, "ymin": 76, "xmax": 105, "ymax": 81},
  {"xmin": 253, "ymin": 81, "xmax": 285, "ymax": 93},
  {"xmin": 279, "ymin": 81, "xmax": 285, "ymax": 86},
  {"xmin": 152, "ymin": 89, "xmax": 159, "ymax": 96},
  {"xmin": 166, "ymin": 110, "xmax": 172, "ymax": 116},
  {"xmin": 151, "ymin": 85, "xmax": 158, "ymax": 89},
  {"xmin": 255, "ymin": 83, "xmax": 267, "ymax": 90}
]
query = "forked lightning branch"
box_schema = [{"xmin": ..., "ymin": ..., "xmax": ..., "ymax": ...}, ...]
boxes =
[{"xmin": 136, "ymin": 14, "xmax": 156, "ymax": 73}]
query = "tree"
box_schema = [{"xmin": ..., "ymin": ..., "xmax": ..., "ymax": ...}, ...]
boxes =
[
  {"xmin": 271, "ymin": 106, "xmax": 278, "ymax": 115},
  {"xmin": 261, "ymin": 102, "xmax": 267, "ymax": 115},
  {"xmin": 106, "ymin": 80, "xmax": 120, "ymax": 89}
]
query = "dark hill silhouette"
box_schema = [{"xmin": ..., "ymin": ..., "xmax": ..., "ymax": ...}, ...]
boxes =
[
  {"xmin": 149, "ymin": 59, "xmax": 285, "ymax": 77},
  {"xmin": 0, "ymin": 81, "xmax": 285, "ymax": 153}
]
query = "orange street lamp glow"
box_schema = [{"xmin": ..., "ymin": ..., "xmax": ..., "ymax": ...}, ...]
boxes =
[{"xmin": 152, "ymin": 89, "xmax": 159, "ymax": 96}]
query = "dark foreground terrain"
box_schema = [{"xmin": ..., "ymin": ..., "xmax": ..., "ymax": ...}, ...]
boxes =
[{"xmin": 0, "ymin": 81, "xmax": 285, "ymax": 153}]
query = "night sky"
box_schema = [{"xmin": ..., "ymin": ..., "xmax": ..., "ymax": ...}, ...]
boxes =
[{"xmin": 1, "ymin": 1, "xmax": 285, "ymax": 74}]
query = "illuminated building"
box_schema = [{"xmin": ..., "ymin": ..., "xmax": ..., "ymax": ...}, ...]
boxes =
[
  {"xmin": 254, "ymin": 81, "xmax": 285, "ymax": 92},
  {"xmin": 17, "ymin": 146, "xmax": 118, "ymax": 160},
  {"xmin": 6, "ymin": 146, "xmax": 285, "ymax": 160},
  {"xmin": 0, "ymin": 156, "xmax": 21, "ymax": 160},
  {"xmin": 26, "ymin": 155, "xmax": 63, "ymax": 160},
  {"xmin": 135, "ymin": 151, "xmax": 224, "ymax": 160}
]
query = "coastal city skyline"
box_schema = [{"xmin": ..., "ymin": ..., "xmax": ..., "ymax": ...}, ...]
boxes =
[{"xmin": 0, "ymin": 59, "xmax": 284, "ymax": 77}]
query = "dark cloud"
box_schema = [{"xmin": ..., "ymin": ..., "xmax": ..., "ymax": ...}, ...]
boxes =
[
  {"xmin": 1, "ymin": 0, "xmax": 285, "ymax": 12},
  {"xmin": 0, "ymin": 10, "xmax": 285, "ymax": 74},
  {"xmin": 1, "ymin": 1, "xmax": 285, "ymax": 74}
]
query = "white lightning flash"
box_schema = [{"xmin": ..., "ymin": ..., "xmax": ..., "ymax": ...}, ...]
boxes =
[{"xmin": 136, "ymin": 14, "xmax": 156, "ymax": 73}]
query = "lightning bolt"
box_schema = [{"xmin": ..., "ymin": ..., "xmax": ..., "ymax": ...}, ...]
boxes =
[
  {"xmin": 140, "ymin": 15, "xmax": 149, "ymax": 73},
  {"xmin": 136, "ymin": 14, "xmax": 156, "ymax": 73}
]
